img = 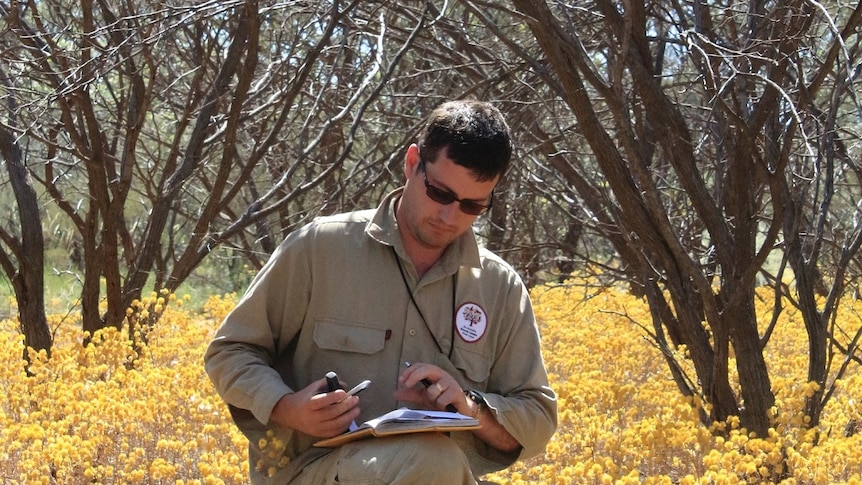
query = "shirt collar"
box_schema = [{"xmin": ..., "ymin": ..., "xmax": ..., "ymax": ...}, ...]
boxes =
[{"xmin": 366, "ymin": 188, "xmax": 482, "ymax": 272}]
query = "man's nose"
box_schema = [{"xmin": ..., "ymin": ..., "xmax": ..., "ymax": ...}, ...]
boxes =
[{"xmin": 438, "ymin": 201, "xmax": 461, "ymax": 223}]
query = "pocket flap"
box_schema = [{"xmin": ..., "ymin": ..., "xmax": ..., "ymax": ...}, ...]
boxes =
[
  {"xmin": 449, "ymin": 346, "xmax": 491, "ymax": 384},
  {"xmin": 313, "ymin": 319, "xmax": 386, "ymax": 355}
]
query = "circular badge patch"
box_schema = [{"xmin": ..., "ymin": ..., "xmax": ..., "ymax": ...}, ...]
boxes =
[{"xmin": 455, "ymin": 302, "xmax": 487, "ymax": 343}]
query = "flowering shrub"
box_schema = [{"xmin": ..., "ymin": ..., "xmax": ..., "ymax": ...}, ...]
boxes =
[
  {"xmin": 486, "ymin": 284, "xmax": 862, "ymax": 485},
  {"xmin": 0, "ymin": 293, "xmax": 246, "ymax": 485},
  {"xmin": 1, "ymin": 287, "xmax": 860, "ymax": 484}
]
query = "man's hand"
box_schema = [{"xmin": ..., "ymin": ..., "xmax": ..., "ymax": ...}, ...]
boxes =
[
  {"xmin": 394, "ymin": 362, "xmax": 468, "ymax": 413},
  {"xmin": 394, "ymin": 362, "xmax": 523, "ymax": 454},
  {"xmin": 269, "ymin": 377, "xmax": 362, "ymax": 438}
]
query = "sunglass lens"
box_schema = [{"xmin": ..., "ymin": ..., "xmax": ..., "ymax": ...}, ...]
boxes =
[
  {"xmin": 460, "ymin": 202, "xmax": 486, "ymax": 215},
  {"xmin": 426, "ymin": 185, "xmax": 457, "ymax": 205}
]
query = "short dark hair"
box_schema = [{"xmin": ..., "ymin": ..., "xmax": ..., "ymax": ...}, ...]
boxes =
[{"xmin": 418, "ymin": 100, "xmax": 512, "ymax": 182}]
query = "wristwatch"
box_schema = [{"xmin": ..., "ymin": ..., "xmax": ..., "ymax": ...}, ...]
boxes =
[{"xmin": 464, "ymin": 389, "xmax": 487, "ymax": 419}]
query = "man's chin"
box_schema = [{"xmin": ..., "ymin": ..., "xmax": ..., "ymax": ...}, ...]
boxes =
[{"xmin": 417, "ymin": 232, "xmax": 456, "ymax": 251}]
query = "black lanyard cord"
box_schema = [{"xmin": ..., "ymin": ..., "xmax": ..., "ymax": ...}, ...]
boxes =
[{"xmin": 390, "ymin": 246, "xmax": 455, "ymax": 358}]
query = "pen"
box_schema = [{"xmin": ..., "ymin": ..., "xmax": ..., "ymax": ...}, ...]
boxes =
[
  {"xmin": 404, "ymin": 361, "xmax": 458, "ymax": 413},
  {"xmin": 336, "ymin": 379, "xmax": 371, "ymax": 403}
]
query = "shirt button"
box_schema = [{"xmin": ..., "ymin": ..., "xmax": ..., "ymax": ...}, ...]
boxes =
[{"xmin": 409, "ymin": 329, "xmax": 417, "ymax": 336}]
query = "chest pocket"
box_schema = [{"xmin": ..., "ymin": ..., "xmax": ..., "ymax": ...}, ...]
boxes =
[
  {"xmin": 447, "ymin": 345, "xmax": 492, "ymax": 387},
  {"xmin": 313, "ymin": 319, "xmax": 387, "ymax": 354}
]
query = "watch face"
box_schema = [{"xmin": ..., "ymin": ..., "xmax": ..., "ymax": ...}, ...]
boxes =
[{"xmin": 467, "ymin": 390, "xmax": 485, "ymax": 405}]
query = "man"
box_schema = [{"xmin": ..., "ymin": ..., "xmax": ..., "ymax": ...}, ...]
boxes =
[{"xmin": 205, "ymin": 99, "xmax": 557, "ymax": 484}]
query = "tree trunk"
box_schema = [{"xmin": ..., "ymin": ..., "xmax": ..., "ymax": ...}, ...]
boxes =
[
  {"xmin": 784, "ymin": 192, "xmax": 829, "ymax": 426},
  {"xmin": 725, "ymin": 293, "xmax": 775, "ymax": 436},
  {"xmin": 0, "ymin": 124, "xmax": 52, "ymax": 359}
]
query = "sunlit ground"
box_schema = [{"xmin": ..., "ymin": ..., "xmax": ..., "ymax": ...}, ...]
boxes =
[{"xmin": 1, "ymin": 284, "xmax": 860, "ymax": 484}]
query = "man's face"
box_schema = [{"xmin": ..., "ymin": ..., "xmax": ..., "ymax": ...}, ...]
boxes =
[{"xmin": 399, "ymin": 146, "xmax": 498, "ymax": 252}]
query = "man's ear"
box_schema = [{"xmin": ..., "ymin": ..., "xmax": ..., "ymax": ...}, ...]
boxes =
[{"xmin": 404, "ymin": 144, "xmax": 421, "ymax": 179}]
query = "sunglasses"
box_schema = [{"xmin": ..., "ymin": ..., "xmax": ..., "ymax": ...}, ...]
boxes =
[{"xmin": 419, "ymin": 161, "xmax": 493, "ymax": 216}]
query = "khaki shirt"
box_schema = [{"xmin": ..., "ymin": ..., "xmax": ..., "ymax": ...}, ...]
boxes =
[{"xmin": 205, "ymin": 189, "xmax": 557, "ymax": 479}]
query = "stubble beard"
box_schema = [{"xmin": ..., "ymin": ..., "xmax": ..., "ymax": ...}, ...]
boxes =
[{"xmin": 413, "ymin": 216, "xmax": 460, "ymax": 251}]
